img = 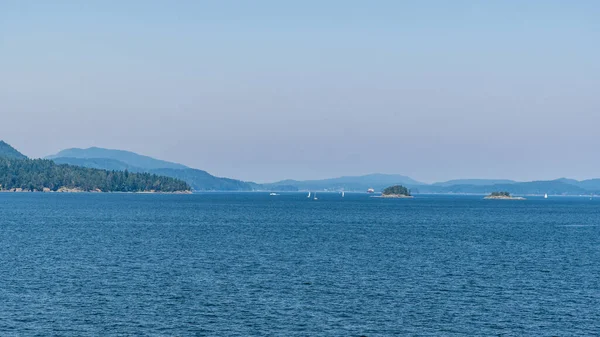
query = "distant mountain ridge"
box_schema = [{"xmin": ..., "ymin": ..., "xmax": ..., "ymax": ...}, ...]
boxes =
[
  {"xmin": 47, "ymin": 147, "xmax": 258, "ymax": 191},
  {"xmin": 45, "ymin": 146, "xmax": 600, "ymax": 195},
  {"xmin": 0, "ymin": 141, "xmax": 189, "ymax": 192},
  {"xmin": 433, "ymin": 179, "xmax": 517, "ymax": 187},
  {"xmin": 551, "ymin": 177, "xmax": 600, "ymax": 191},
  {"xmin": 414, "ymin": 180, "xmax": 593, "ymax": 195},
  {"xmin": 151, "ymin": 168, "xmax": 259, "ymax": 191},
  {"xmin": 266, "ymin": 175, "xmax": 600, "ymax": 195},
  {"xmin": 47, "ymin": 147, "xmax": 188, "ymax": 170},
  {"xmin": 263, "ymin": 173, "xmax": 425, "ymax": 192}
]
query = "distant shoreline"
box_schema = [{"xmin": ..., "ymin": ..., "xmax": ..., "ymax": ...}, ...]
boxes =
[
  {"xmin": 372, "ymin": 194, "xmax": 414, "ymax": 199},
  {"xmin": 0, "ymin": 190, "xmax": 595, "ymax": 198},
  {"xmin": 0, "ymin": 189, "xmax": 192, "ymax": 194}
]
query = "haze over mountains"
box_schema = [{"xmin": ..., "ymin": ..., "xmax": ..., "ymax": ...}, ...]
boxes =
[
  {"xmin": 48, "ymin": 147, "xmax": 187, "ymax": 171},
  {"xmin": 47, "ymin": 147, "xmax": 258, "ymax": 191},
  {"xmin": 432, "ymin": 179, "xmax": 517, "ymax": 187},
  {"xmin": 44, "ymin": 146, "xmax": 600, "ymax": 195},
  {"xmin": 0, "ymin": 141, "xmax": 189, "ymax": 192},
  {"xmin": 263, "ymin": 174, "xmax": 424, "ymax": 192},
  {"xmin": 414, "ymin": 180, "xmax": 599, "ymax": 195}
]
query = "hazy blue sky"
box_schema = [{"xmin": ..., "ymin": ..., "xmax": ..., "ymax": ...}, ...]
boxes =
[{"xmin": 1, "ymin": 1, "xmax": 599, "ymax": 183}]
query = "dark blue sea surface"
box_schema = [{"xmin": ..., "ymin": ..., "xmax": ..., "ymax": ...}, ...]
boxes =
[{"xmin": 1, "ymin": 193, "xmax": 599, "ymax": 336}]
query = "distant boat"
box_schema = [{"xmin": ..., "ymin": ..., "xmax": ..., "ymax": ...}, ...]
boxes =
[
  {"xmin": 314, "ymin": 192, "xmax": 318, "ymax": 200},
  {"xmin": 544, "ymin": 193, "xmax": 548, "ymax": 199},
  {"xmin": 341, "ymin": 191, "xmax": 345, "ymax": 197},
  {"xmin": 367, "ymin": 188, "xmax": 375, "ymax": 194},
  {"xmin": 307, "ymin": 192, "xmax": 311, "ymax": 198},
  {"xmin": 270, "ymin": 192, "xmax": 278, "ymax": 196}
]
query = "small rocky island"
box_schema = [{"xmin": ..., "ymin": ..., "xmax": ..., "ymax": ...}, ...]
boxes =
[
  {"xmin": 378, "ymin": 185, "xmax": 413, "ymax": 198},
  {"xmin": 484, "ymin": 191, "xmax": 525, "ymax": 200}
]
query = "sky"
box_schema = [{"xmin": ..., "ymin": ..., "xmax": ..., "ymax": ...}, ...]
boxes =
[{"xmin": 1, "ymin": 1, "xmax": 599, "ymax": 183}]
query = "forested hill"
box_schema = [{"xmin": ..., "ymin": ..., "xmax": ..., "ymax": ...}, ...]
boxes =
[
  {"xmin": 0, "ymin": 140, "xmax": 190, "ymax": 192},
  {"xmin": 0, "ymin": 157, "xmax": 190, "ymax": 193},
  {"xmin": 48, "ymin": 147, "xmax": 259, "ymax": 191},
  {"xmin": 52, "ymin": 157, "xmax": 145, "ymax": 172}
]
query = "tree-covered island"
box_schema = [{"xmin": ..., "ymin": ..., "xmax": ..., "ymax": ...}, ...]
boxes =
[
  {"xmin": 484, "ymin": 191, "xmax": 525, "ymax": 200},
  {"xmin": 379, "ymin": 185, "xmax": 413, "ymax": 198}
]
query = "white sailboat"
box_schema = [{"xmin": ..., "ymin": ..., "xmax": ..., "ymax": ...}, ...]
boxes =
[
  {"xmin": 307, "ymin": 191, "xmax": 311, "ymax": 198},
  {"xmin": 341, "ymin": 191, "xmax": 345, "ymax": 198},
  {"xmin": 544, "ymin": 193, "xmax": 548, "ymax": 199},
  {"xmin": 314, "ymin": 192, "xmax": 318, "ymax": 200}
]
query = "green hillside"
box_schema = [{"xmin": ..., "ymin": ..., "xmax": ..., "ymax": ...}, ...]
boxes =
[
  {"xmin": 52, "ymin": 157, "xmax": 145, "ymax": 172},
  {"xmin": 50, "ymin": 148, "xmax": 258, "ymax": 191},
  {"xmin": 0, "ymin": 141, "xmax": 27, "ymax": 159},
  {"xmin": 0, "ymin": 157, "xmax": 190, "ymax": 192}
]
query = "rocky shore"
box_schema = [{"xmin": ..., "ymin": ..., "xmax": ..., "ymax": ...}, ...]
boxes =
[
  {"xmin": 484, "ymin": 195, "xmax": 526, "ymax": 200},
  {"xmin": 374, "ymin": 194, "xmax": 414, "ymax": 198}
]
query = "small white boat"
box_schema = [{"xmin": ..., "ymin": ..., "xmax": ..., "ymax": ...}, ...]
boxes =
[
  {"xmin": 314, "ymin": 192, "xmax": 318, "ymax": 200},
  {"xmin": 341, "ymin": 191, "xmax": 345, "ymax": 197},
  {"xmin": 544, "ymin": 193, "xmax": 548, "ymax": 199},
  {"xmin": 270, "ymin": 192, "xmax": 278, "ymax": 196},
  {"xmin": 307, "ymin": 192, "xmax": 311, "ymax": 198}
]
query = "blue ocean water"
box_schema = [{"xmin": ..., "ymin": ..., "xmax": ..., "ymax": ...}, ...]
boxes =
[{"xmin": 1, "ymin": 192, "xmax": 599, "ymax": 336}]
